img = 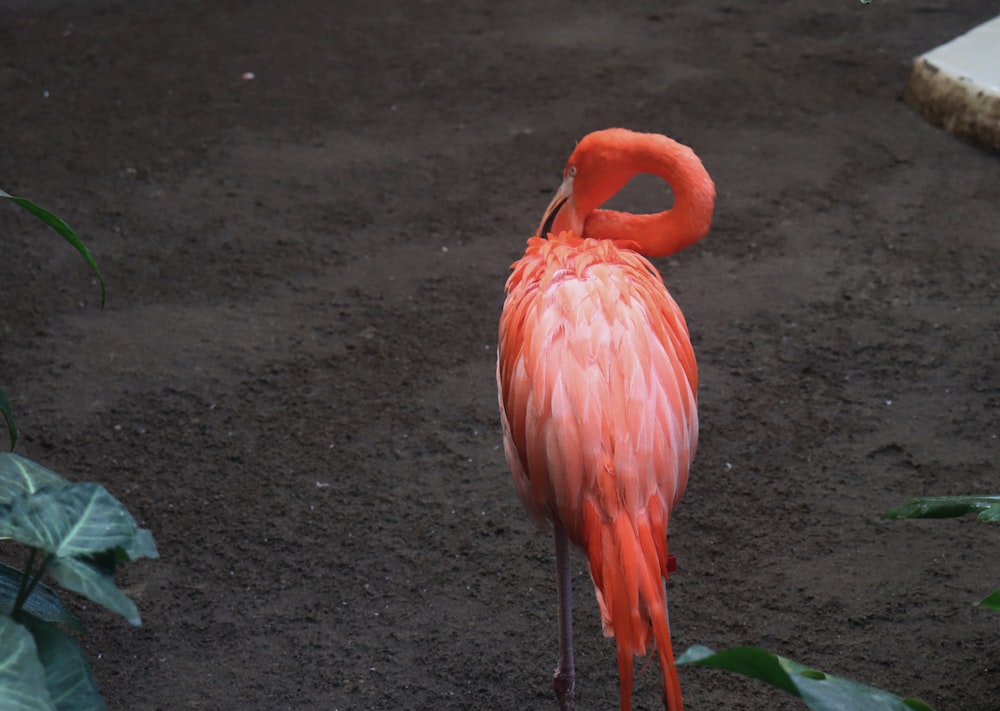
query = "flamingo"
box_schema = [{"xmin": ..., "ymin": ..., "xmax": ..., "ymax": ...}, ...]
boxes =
[{"xmin": 496, "ymin": 128, "xmax": 715, "ymax": 711}]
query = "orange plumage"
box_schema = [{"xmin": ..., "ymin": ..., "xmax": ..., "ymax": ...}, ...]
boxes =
[{"xmin": 497, "ymin": 128, "xmax": 714, "ymax": 711}]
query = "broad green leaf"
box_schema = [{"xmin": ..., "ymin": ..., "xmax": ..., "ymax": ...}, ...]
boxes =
[
  {"xmin": 1, "ymin": 482, "xmax": 157, "ymax": 559},
  {"xmin": 24, "ymin": 616, "xmax": 106, "ymax": 711},
  {"xmin": 978, "ymin": 587, "xmax": 1000, "ymax": 611},
  {"xmin": 0, "ymin": 563, "xmax": 82, "ymax": 631},
  {"xmin": 979, "ymin": 506, "xmax": 1000, "ymax": 523},
  {"xmin": 676, "ymin": 645, "xmax": 935, "ymax": 711},
  {"xmin": 885, "ymin": 495, "xmax": 1000, "ymax": 523},
  {"xmin": 47, "ymin": 556, "xmax": 141, "ymax": 626},
  {"xmin": 0, "ymin": 387, "xmax": 15, "ymax": 451},
  {"xmin": 122, "ymin": 526, "xmax": 159, "ymax": 561},
  {"xmin": 676, "ymin": 645, "xmax": 798, "ymax": 695},
  {"xmin": 0, "ymin": 453, "xmax": 68, "ymax": 505},
  {"xmin": 0, "ymin": 188, "xmax": 106, "ymax": 308},
  {"xmin": 0, "ymin": 613, "xmax": 58, "ymax": 711}
]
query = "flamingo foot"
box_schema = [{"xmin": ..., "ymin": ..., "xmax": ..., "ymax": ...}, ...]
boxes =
[{"xmin": 553, "ymin": 667, "xmax": 575, "ymax": 711}]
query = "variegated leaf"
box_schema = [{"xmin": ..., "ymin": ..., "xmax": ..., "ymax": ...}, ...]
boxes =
[
  {"xmin": 0, "ymin": 453, "xmax": 67, "ymax": 506},
  {"xmin": 3, "ymin": 483, "xmax": 149, "ymax": 559},
  {"xmin": 24, "ymin": 616, "xmax": 106, "ymax": 710},
  {"xmin": 0, "ymin": 562, "xmax": 82, "ymax": 631},
  {"xmin": 0, "ymin": 613, "xmax": 57, "ymax": 710},
  {"xmin": 47, "ymin": 557, "xmax": 141, "ymax": 626}
]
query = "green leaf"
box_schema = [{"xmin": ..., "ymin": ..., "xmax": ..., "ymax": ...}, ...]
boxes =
[
  {"xmin": 0, "ymin": 613, "xmax": 58, "ymax": 711},
  {"xmin": 0, "ymin": 457, "xmax": 155, "ymax": 623},
  {"xmin": 121, "ymin": 526, "xmax": 159, "ymax": 561},
  {"xmin": 47, "ymin": 556, "xmax": 141, "ymax": 626},
  {"xmin": 0, "ymin": 563, "xmax": 82, "ymax": 631},
  {"xmin": 0, "ymin": 482, "xmax": 157, "ymax": 560},
  {"xmin": 0, "ymin": 387, "xmax": 16, "ymax": 451},
  {"xmin": 884, "ymin": 495, "xmax": 1000, "ymax": 523},
  {"xmin": 0, "ymin": 188, "xmax": 106, "ymax": 308},
  {"xmin": 978, "ymin": 586, "xmax": 1000, "ymax": 611},
  {"xmin": 23, "ymin": 616, "xmax": 106, "ymax": 711},
  {"xmin": 676, "ymin": 645, "xmax": 935, "ymax": 711},
  {"xmin": 0, "ymin": 453, "xmax": 68, "ymax": 505},
  {"xmin": 676, "ymin": 645, "xmax": 799, "ymax": 695}
]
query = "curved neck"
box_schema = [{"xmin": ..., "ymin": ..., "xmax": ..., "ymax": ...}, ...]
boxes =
[{"xmin": 581, "ymin": 135, "xmax": 715, "ymax": 259}]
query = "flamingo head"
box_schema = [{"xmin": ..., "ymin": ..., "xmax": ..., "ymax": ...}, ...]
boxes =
[{"xmin": 536, "ymin": 129, "xmax": 637, "ymax": 239}]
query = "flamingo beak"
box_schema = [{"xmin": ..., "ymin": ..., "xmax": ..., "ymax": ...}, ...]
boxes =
[{"xmin": 536, "ymin": 173, "xmax": 577, "ymax": 238}]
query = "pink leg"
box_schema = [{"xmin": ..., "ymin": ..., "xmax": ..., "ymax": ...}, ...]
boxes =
[{"xmin": 553, "ymin": 521, "xmax": 575, "ymax": 711}]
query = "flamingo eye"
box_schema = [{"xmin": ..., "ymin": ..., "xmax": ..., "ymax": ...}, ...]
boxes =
[{"xmin": 567, "ymin": 165, "xmax": 577, "ymax": 178}]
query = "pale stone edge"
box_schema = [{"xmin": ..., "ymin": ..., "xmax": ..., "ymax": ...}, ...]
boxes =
[{"xmin": 905, "ymin": 57, "xmax": 1000, "ymax": 151}]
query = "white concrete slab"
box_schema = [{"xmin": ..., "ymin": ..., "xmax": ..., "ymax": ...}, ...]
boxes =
[{"xmin": 906, "ymin": 15, "xmax": 1000, "ymax": 150}]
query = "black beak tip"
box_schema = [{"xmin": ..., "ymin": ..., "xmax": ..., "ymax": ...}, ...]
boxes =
[{"xmin": 538, "ymin": 196, "xmax": 567, "ymax": 239}]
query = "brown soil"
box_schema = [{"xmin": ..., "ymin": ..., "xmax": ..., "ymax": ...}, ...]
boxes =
[{"xmin": 2, "ymin": 1, "xmax": 999, "ymax": 709}]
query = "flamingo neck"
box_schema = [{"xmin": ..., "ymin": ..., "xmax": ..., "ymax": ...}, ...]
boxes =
[{"xmin": 581, "ymin": 137, "xmax": 715, "ymax": 259}]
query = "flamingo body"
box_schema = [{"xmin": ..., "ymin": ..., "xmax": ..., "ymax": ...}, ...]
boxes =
[
  {"xmin": 499, "ymin": 233, "xmax": 697, "ymax": 531},
  {"xmin": 497, "ymin": 128, "xmax": 714, "ymax": 711}
]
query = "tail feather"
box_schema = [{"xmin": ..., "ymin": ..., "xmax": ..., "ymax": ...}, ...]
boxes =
[
  {"xmin": 616, "ymin": 641, "xmax": 636, "ymax": 711},
  {"xmin": 582, "ymin": 495, "xmax": 682, "ymax": 711}
]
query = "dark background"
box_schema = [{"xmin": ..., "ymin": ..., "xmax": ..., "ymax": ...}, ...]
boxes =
[{"xmin": 1, "ymin": 1, "xmax": 999, "ymax": 709}]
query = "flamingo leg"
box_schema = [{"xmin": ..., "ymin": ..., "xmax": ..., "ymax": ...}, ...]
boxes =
[{"xmin": 552, "ymin": 521, "xmax": 576, "ymax": 711}]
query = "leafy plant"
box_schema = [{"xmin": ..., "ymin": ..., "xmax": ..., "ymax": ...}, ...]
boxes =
[
  {"xmin": 677, "ymin": 645, "xmax": 935, "ymax": 710},
  {"xmin": 696, "ymin": 492, "xmax": 1000, "ymax": 709},
  {"xmin": 1, "ymin": 189, "xmax": 153, "ymax": 709},
  {"xmin": 0, "ymin": 188, "xmax": 106, "ymax": 308},
  {"xmin": 0, "ymin": 187, "xmax": 106, "ymax": 452},
  {"xmin": 676, "ymin": 492, "xmax": 1000, "ymax": 707},
  {"xmin": 0, "ymin": 387, "xmax": 15, "ymax": 453},
  {"xmin": 0, "ymin": 454, "xmax": 158, "ymax": 710},
  {"xmin": 886, "ymin": 495, "xmax": 1000, "ymax": 610},
  {"xmin": 885, "ymin": 495, "xmax": 1000, "ymax": 523}
]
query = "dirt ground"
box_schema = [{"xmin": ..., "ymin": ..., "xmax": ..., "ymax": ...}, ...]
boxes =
[{"xmin": 1, "ymin": 1, "xmax": 999, "ymax": 709}]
